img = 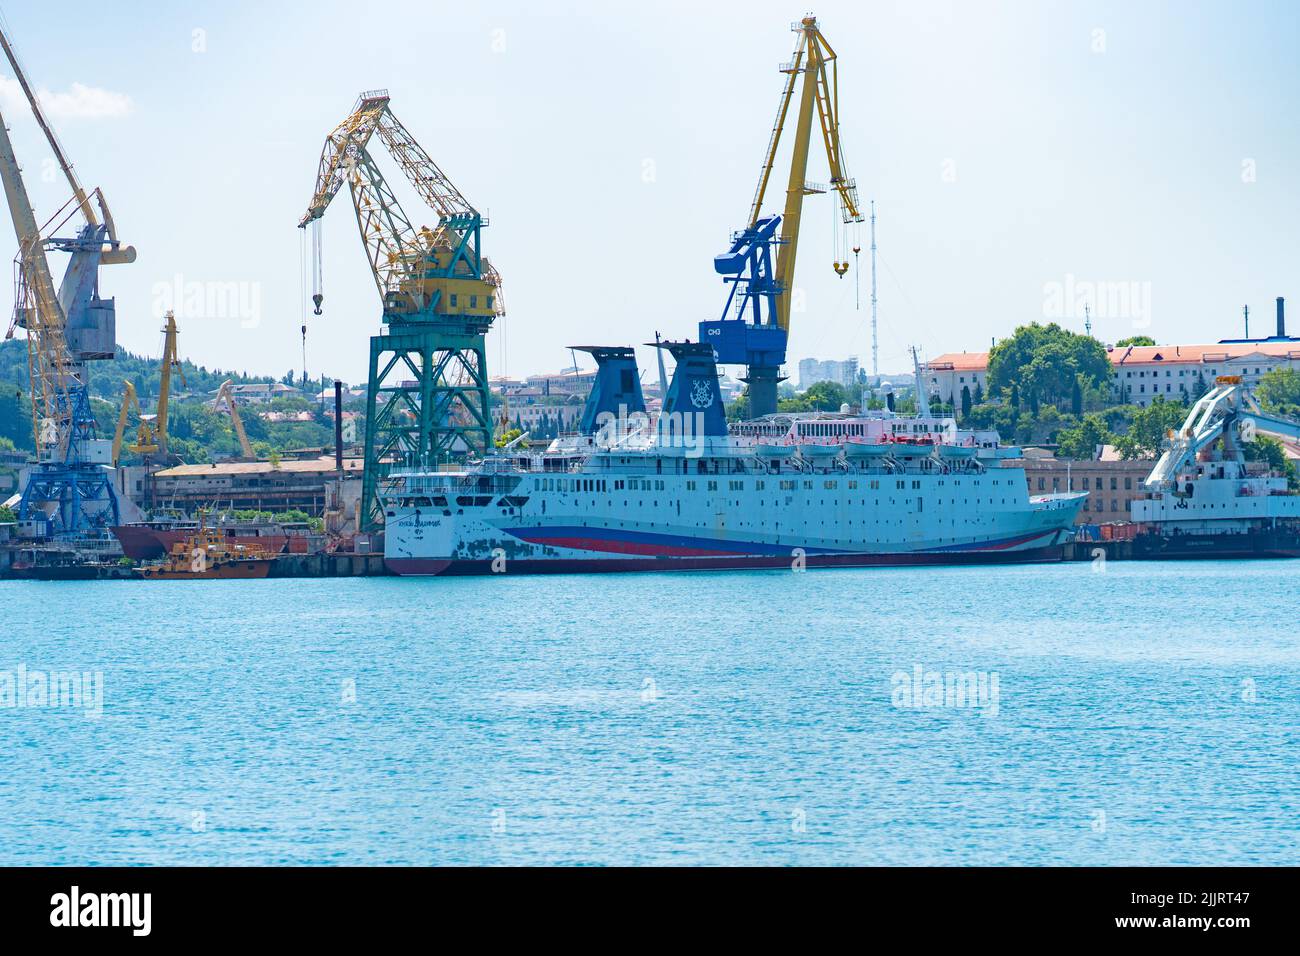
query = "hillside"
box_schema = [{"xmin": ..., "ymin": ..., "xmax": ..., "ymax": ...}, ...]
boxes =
[{"xmin": 0, "ymin": 338, "xmax": 349, "ymax": 461}]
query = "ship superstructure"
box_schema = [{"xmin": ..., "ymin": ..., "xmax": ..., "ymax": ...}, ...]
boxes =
[
  {"xmin": 1132, "ymin": 378, "xmax": 1300, "ymax": 536},
  {"xmin": 381, "ymin": 343, "xmax": 1085, "ymax": 575}
]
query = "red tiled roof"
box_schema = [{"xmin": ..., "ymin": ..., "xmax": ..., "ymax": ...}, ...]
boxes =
[
  {"xmin": 926, "ymin": 352, "xmax": 990, "ymax": 371},
  {"xmin": 927, "ymin": 342, "xmax": 1300, "ymax": 372},
  {"xmin": 1110, "ymin": 343, "xmax": 1300, "ymax": 365}
]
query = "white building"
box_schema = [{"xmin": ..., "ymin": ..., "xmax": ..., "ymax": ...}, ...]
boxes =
[
  {"xmin": 926, "ymin": 341, "xmax": 1300, "ymax": 408},
  {"xmin": 798, "ymin": 356, "xmax": 859, "ymax": 389},
  {"xmin": 922, "ymin": 353, "xmax": 989, "ymax": 405},
  {"xmin": 224, "ymin": 382, "xmax": 304, "ymax": 405}
]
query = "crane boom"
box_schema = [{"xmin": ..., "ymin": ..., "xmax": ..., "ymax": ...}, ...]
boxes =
[
  {"xmin": 0, "ymin": 28, "xmax": 134, "ymax": 265},
  {"xmin": 216, "ymin": 380, "xmax": 254, "ymax": 459},
  {"xmin": 154, "ymin": 311, "xmax": 186, "ymax": 456},
  {"xmin": 758, "ymin": 17, "xmax": 862, "ymax": 332},
  {"xmin": 0, "ymin": 94, "xmax": 73, "ymax": 450},
  {"xmin": 1146, "ymin": 379, "xmax": 1300, "ymax": 490},
  {"xmin": 112, "ymin": 380, "xmax": 138, "ymax": 466},
  {"xmin": 299, "ymin": 90, "xmax": 505, "ymax": 529},
  {"xmin": 0, "ymin": 23, "xmax": 124, "ymax": 537},
  {"xmin": 700, "ymin": 15, "xmax": 864, "ymax": 418},
  {"xmin": 298, "ymin": 90, "xmax": 501, "ymax": 319}
]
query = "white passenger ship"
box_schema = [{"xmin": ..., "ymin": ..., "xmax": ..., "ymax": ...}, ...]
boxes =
[{"xmin": 380, "ymin": 342, "xmax": 1085, "ymax": 575}]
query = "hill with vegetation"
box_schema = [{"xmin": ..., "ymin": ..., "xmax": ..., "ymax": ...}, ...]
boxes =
[{"xmin": 0, "ymin": 338, "xmax": 355, "ymax": 462}]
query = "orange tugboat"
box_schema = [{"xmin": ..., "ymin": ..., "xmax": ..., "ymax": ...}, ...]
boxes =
[{"xmin": 135, "ymin": 516, "xmax": 276, "ymax": 580}]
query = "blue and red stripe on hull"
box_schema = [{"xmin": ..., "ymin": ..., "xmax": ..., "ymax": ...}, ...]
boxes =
[
  {"xmin": 500, "ymin": 524, "xmax": 1058, "ymax": 558},
  {"xmin": 385, "ymin": 543, "xmax": 1067, "ymax": 576},
  {"xmin": 500, "ymin": 525, "xmax": 847, "ymax": 558},
  {"xmin": 383, "ymin": 526, "xmax": 1067, "ymax": 575}
]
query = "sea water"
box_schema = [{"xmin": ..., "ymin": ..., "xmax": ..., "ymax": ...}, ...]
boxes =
[{"xmin": 1, "ymin": 559, "xmax": 1296, "ymax": 865}]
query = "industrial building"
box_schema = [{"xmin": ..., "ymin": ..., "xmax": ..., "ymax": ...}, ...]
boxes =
[
  {"xmin": 1013, "ymin": 454, "xmax": 1154, "ymax": 524},
  {"xmin": 142, "ymin": 456, "xmax": 362, "ymax": 515}
]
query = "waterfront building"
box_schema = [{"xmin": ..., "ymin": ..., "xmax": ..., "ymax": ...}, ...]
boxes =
[
  {"xmin": 927, "ymin": 341, "xmax": 1300, "ymax": 408},
  {"xmin": 143, "ymin": 456, "xmax": 363, "ymax": 515},
  {"xmin": 1010, "ymin": 454, "xmax": 1154, "ymax": 524}
]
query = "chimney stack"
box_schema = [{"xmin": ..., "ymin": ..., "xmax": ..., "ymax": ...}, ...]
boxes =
[
  {"xmin": 1277, "ymin": 297, "xmax": 1286, "ymax": 339},
  {"xmin": 338, "ymin": 377, "xmax": 348, "ymax": 476}
]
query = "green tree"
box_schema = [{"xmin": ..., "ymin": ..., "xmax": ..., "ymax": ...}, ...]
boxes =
[
  {"xmin": 726, "ymin": 388, "xmax": 751, "ymax": 422},
  {"xmin": 1114, "ymin": 398, "xmax": 1186, "ymax": 459},
  {"xmin": 0, "ymin": 381, "xmax": 33, "ymax": 451},
  {"xmin": 1190, "ymin": 371, "xmax": 1208, "ymax": 401},
  {"xmin": 960, "ymin": 385, "xmax": 972, "ymax": 419},
  {"xmin": 1115, "ymin": 335, "xmax": 1156, "ymax": 348},
  {"xmin": 987, "ymin": 323, "xmax": 1111, "ymax": 412},
  {"xmin": 801, "ymin": 380, "xmax": 852, "ymax": 411},
  {"xmin": 1056, "ymin": 412, "xmax": 1114, "ymax": 460},
  {"xmin": 1256, "ymin": 367, "xmax": 1300, "ymax": 416},
  {"xmin": 1244, "ymin": 435, "xmax": 1300, "ymax": 490},
  {"xmin": 0, "ymin": 504, "xmax": 14, "ymax": 523}
]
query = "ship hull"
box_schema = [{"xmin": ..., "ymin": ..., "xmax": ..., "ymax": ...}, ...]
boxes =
[
  {"xmin": 112, "ymin": 525, "xmax": 291, "ymax": 560},
  {"xmin": 381, "ymin": 432, "xmax": 1086, "ymax": 578},
  {"xmin": 135, "ymin": 559, "xmax": 274, "ymax": 580},
  {"xmin": 1130, "ymin": 528, "xmax": 1300, "ymax": 560},
  {"xmin": 386, "ymin": 535, "xmax": 1071, "ymax": 576}
]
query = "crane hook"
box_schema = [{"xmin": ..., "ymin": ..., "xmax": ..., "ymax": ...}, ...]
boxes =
[{"xmin": 312, "ymin": 293, "xmax": 323, "ymax": 316}]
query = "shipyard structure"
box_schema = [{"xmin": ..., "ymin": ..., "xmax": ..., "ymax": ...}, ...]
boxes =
[{"xmin": 4, "ymin": 14, "xmax": 1300, "ymax": 579}]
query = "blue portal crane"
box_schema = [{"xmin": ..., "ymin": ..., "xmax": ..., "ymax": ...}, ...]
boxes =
[
  {"xmin": 699, "ymin": 16, "xmax": 863, "ymax": 417},
  {"xmin": 0, "ymin": 26, "xmax": 134, "ymax": 538}
]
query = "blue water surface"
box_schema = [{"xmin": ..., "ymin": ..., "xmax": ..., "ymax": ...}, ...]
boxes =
[{"xmin": 1, "ymin": 559, "xmax": 1297, "ymax": 865}]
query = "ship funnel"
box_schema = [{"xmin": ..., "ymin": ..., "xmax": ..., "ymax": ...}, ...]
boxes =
[
  {"xmin": 651, "ymin": 340, "xmax": 728, "ymax": 439},
  {"xmin": 572, "ymin": 346, "xmax": 646, "ymax": 436}
]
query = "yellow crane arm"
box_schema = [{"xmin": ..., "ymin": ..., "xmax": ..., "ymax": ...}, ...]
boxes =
[
  {"xmin": 112, "ymin": 380, "xmax": 138, "ymax": 466},
  {"xmin": 748, "ymin": 46, "xmax": 804, "ymax": 228},
  {"xmin": 0, "ymin": 95, "xmax": 72, "ymax": 453},
  {"xmin": 811, "ymin": 39, "xmax": 861, "ymax": 223},
  {"xmin": 113, "ymin": 380, "xmax": 161, "ymax": 464},
  {"xmin": 154, "ymin": 311, "xmax": 186, "ymax": 455},
  {"xmin": 0, "ymin": 27, "xmax": 134, "ymax": 264},
  {"xmin": 218, "ymin": 380, "xmax": 254, "ymax": 458},
  {"xmin": 372, "ymin": 108, "xmax": 476, "ymax": 221},
  {"xmin": 298, "ymin": 92, "xmax": 390, "ymax": 228},
  {"xmin": 298, "ymin": 91, "xmax": 502, "ymax": 317},
  {"xmin": 749, "ymin": 17, "xmax": 864, "ymax": 332}
]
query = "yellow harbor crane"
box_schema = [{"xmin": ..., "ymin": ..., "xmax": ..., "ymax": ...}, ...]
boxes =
[
  {"xmin": 112, "ymin": 310, "xmax": 185, "ymax": 464},
  {"xmin": 153, "ymin": 310, "xmax": 184, "ymax": 457},
  {"xmin": 702, "ymin": 15, "xmax": 864, "ymax": 417},
  {"xmin": 0, "ymin": 24, "xmax": 134, "ymax": 535},
  {"xmin": 751, "ymin": 15, "xmax": 863, "ymax": 330},
  {"xmin": 111, "ymin": 381, "xmax": 158, "ymax": 465},
  {"xmin": 298, "ymin": 90, "xmax": 504, "ymax": 528},
  {"xmin": 215, "ymin": 380, "xmax": 254, "ymax": 460}
]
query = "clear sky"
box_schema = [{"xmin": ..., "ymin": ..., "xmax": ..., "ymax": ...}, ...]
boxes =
[{"xmin": 0, "ymin": 0, "xmax": 1297, "ymax": 386}]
